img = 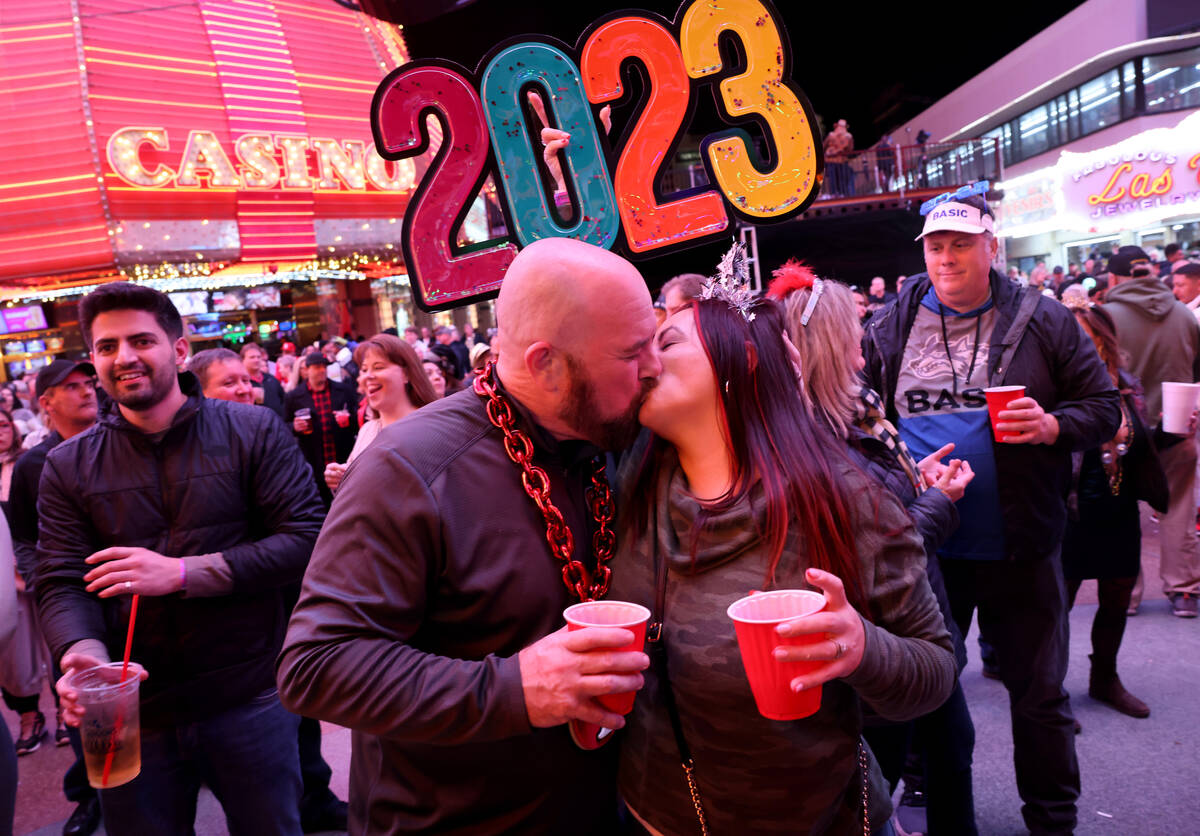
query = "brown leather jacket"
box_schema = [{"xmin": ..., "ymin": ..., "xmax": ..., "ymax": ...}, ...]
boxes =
[{"xmin": 277, "ymin": 386, "xmax": 619, "ymax": 835}]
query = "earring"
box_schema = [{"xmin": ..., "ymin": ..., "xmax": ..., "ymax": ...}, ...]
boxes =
[{"xmin": 724, "ymin": 380, "xmax": 730, "ymax": 394}]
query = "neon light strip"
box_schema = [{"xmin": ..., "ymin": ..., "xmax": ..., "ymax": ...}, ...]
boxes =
[
  {"xmin": 0, "ymin": 33, "xmax": 73, "ymax": 46},
  {"xmin": 0, "ymin": 21, "xmax": 72, "ymax": 34},
  {"xmin": 0, "ymin": 237, "xmax": 109, "ymax": 257},
  {"xmin": 0, "ymin": 174, "xmax": 94, "ymax": 191},
  {"xmin": 83, "ymin": 58, "xmax": 218, "ymax": 77},
  {"xmin": 83, "ymin": 46, "xmax": 216, "ymax": 67},
  {"xmin": 89, "ymin": 94, "xmax": 225, "ymax": 110}
]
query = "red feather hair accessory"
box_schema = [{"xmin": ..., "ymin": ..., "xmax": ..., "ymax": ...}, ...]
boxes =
[{"xmin": 767, "ymin": 258, "xmax": 820, "ymax": 299}]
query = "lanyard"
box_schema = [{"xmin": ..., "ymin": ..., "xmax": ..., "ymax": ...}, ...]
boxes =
[{"xmin": 938, "ymin": 311, "xmax": 984, "ymax": 396}]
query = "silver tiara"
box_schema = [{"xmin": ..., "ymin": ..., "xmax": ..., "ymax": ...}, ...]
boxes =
[{"xmin": 699, "ymin": 242, "xmax": 756, "ymax": 322}]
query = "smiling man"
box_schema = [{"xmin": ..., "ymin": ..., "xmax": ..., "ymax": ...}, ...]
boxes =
[
  {"xmin": 862, "ymin": 188, "xmax": 1120, "ymax": 836},
  {"xmin": 33, "ymin": 282, "xmax": 325, "ymax": 836}
]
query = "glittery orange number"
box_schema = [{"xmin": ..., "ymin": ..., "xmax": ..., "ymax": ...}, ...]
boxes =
[
  {"xmin": 581, "ymin": 16, "xmax": 728, "ymax": 253},
  {"xmin": 679, "ymin": 0, "xmax": 821, "ymax": 220}
]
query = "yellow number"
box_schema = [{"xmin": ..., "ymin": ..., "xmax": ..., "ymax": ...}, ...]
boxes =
[{"xmin": 680, "ymin": 0, "xmax": 820, "ymax": 219}]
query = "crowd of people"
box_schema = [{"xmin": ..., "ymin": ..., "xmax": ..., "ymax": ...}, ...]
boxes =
[{"xmin": 0, "ymin": 186, "xmax": 1197, "ymax": 836}]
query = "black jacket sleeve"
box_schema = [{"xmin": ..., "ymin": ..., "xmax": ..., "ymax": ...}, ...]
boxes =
[
  {"xmin": 34, "ymin": 453, "xmax": 106, "ymax": 664},
  {"xmin": 221, "ymin": 410, "xmax": 325, "ymax": 592},
  {"xmin": 7, "ymin": 448, "xmax": 43, "ymax": 583},
  {"xmin": 905, "ymin": 486, "xmax": 959, "ymax": 559},
  {"xmin": 1041, "ymin": 302, "xmax": 1122, "ymax": 451}
]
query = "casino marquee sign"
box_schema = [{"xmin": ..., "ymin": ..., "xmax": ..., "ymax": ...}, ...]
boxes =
[{"xmin": 105, "ymin": 128, "xmax": 415, "ymax": 193}]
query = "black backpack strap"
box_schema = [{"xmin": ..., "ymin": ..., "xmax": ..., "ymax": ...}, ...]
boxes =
[{"xmin": 989, "ymin": 285, "xmax": 1042, "ymax": 386}]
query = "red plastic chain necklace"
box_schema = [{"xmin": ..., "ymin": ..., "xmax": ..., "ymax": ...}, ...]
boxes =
[{"xmin": 473, "ymin": 362, "xmax": 616, "ymax": 602}]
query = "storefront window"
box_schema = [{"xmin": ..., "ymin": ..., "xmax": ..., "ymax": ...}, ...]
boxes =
[
  {"xmin": 1144, "ymin": 46, "xmax": 1200, "ymax": 114},
  {"xmin": 1172, "ymin": 220, "xmax": 1200, "ymax": 253},
  {"xmin": 1078, "ymin": 69, "xmax": 1121, "ymax": 136},
  {"xmin": 1018, "ymin": 104, "xmax": 1052, "ymax": 159},
  {"xmin": 1066, "ymin": 237, "xmax": 1121, "ymax": 270},
  {"xmin": 1139, "ymin": 228, "xmax": 1167, "ymax": 256}
]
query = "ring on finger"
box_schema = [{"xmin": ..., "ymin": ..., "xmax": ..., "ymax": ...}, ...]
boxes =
[
  {"xmin": 831, "ymin": 639, "xmax": 846, "ymax": 659},
  {"xmin": 125, "ymin": 581, "xmax": 132, "ymax": 591}
]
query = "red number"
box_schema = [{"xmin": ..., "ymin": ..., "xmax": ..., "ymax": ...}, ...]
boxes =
[
  {"xmin": 581, "ymin": 16, "xmax": 728, "ymax": 254},
  {"xmin": 372, "ymin": 62, "xmax": 516, "ymax": 310}
]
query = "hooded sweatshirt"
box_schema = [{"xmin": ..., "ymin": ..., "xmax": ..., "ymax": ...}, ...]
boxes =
[{"xmin": 1103, "ymin": 277, "xmax": 1200, "ymax": 420}]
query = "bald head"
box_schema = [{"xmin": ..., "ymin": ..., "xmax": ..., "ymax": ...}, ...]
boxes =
[
  {"xmin": 492, "ymin": 238, "xmax": 660, "ymax": 444},
  {"xmin": 496, "ymin": 238, "xmax": 651, "ymax": 360}
]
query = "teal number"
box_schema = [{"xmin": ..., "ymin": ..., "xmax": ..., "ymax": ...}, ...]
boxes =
[{"xmin": 480, "ymin": 41, "xmax": 619, "ymax": 248}]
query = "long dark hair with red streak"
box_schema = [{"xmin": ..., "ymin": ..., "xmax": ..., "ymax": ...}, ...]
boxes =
[{"xmin": 632, "ymin": 295, "xmax": 867, "ymax": 611}]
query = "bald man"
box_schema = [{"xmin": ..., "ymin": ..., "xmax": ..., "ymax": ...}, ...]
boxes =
[{"xmin": 278, "ymin": 238, "xmax": 661, "ymax": 835}]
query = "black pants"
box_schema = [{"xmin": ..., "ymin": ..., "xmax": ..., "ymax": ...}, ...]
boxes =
[
  {"xmin": 1067, "ymin": 576, "xmax": 1136, "ymax": 674},
  {"xmin": 0, "ymin": 718, "xmax": 14, "ymax": 836},
  {"xmin": 49, "ymin": 659, "xmax": 95, "ymax": 806},
  {"xmin": 864, "ymin": 680, "xmax": 977, "ymax": 836},
  {"xmin": 941, "ymin": 554, "xmax": 1080, "ymax": 836}
]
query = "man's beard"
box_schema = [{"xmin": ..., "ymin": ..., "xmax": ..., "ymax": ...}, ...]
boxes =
[
  {"xmin": 559, "ymin": 354, "xmax": 654, "ymax": 451},
  {"xmin": 105, "ymin": 361, "xmax": 176, "ymax": 412}
]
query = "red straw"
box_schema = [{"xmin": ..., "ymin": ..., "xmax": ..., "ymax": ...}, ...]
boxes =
[{"xmin": 102, "ymin": 594, "xmax": 139, "ymax": 786}]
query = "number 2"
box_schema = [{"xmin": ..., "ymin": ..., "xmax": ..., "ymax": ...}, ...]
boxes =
[
  {"xmin": 372, "ymin": 62, "xmax": 517, "ymax": 309},
  {"xmin": 581, "ymin": 15, "xmax": 728, "ymax": 254}
]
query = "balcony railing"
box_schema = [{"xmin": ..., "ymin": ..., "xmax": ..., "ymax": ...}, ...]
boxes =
[{"xmin": 816, "ymin": 137, "xmax": 1003, "ymax": 202}]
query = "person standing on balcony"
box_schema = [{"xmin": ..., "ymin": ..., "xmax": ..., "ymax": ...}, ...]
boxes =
[{"xmin": 823, "ymin": 119, "xmax": 855, "ymax": 197}]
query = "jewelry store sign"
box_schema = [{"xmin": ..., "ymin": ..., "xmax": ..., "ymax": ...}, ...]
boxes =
[
  {"xmin": 999, "ymin": 111, "xmax": 1200, "ymax": 238},
  {"xmin": 1060, "ymin": 110, "xmax": 1200, "ymax": 232}
]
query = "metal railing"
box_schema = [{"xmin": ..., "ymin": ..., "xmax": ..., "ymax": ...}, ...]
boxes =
[{"xmin": 817, "ymin": 137, "xmax": 1004, "ymax": 201}]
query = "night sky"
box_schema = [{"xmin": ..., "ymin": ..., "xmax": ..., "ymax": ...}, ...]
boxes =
[{"xmin": 385, "ymin": 0, "xmax": 1089, "ymax": 147}]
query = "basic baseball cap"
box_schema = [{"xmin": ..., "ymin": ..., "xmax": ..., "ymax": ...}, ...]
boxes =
[
  {"xmin": 36, "ymin": 358, "xmax": 96, "ymax": 398},
  {"xmin": 915, "ymin": 201, "xmax": 995, "ymax": 240},
  {"xmin": 1107, "ymin": 246, "xmax": 1152, "ymax": 277}
]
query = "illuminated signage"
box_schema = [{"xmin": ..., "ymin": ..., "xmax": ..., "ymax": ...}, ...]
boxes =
[
  {"xmin": 105, "ymin": 127, "xmax": 417, "ymax": 193},
  {"xmin": 1000, "ymin": 111, "xmax": 1200, "ymax": 238}
]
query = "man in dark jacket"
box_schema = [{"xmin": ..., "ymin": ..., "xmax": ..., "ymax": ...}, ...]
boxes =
[
  {"xmin": 1103, "ymin": 246, "xmax": 1200, "ymax": 618},
  {"xmin": 241, "ymin": 342, "xmax": 286, "ymax": 418},
  {"xmin": 277, "ymin": 238, "xmax": 659, "ymax": 834},
  {"xmin": 284, "ymin": 353, "xmax": 358, "ymax": 507},
  {"xmin": 8, "ymin": 359, "xmax": 101, "ymax": 836},
  {"xmin": 38, "ymin": 283, "xmax": 325, "ymax": 836},
  {"xmin": 863, "ymin": 188, "xmax": 1120, "ymax": 836}
]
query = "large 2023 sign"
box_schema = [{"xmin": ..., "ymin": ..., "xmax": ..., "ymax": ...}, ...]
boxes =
[{"xmin": 371, "ymin": 0, "xmax": 822, "ymax": 311}]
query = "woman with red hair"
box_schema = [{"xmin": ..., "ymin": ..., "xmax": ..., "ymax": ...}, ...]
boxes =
[{"xmin": 609, "ymin": 256, "xmax": 956, "ymax": 836}]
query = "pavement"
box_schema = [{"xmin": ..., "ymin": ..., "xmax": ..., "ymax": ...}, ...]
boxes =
[{"xmin": 8, "ymin": 525, "xmax": 1199, "ymax": 835}]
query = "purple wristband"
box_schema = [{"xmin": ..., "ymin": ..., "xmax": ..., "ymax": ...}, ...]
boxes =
[{"xmin": 179, "ymin": 559, "xmax": 187, "ymax": 593}]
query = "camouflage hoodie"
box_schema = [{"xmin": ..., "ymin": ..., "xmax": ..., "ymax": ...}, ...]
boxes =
[{"xmin": 610, "ymin": 450, "xmax": 955, "ymax": 835}]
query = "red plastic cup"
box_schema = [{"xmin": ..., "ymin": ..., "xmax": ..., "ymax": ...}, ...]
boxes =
[
  {"xmin": 727, "ymin": 590, "xmax": 826, "ymax": 720},
  {"xmin": 334, "ymin": 409, "xmax": 350, "ymax": 428},
  {"xmin": 984, "ymin": 385, "xmax": 1026, "ymax": 442},
  {"xmin": 563, "ymin": 600, "xmax": 650, "ymax": 715}
]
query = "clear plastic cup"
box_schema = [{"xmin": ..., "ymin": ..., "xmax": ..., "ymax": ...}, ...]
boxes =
[{"xmin": 67, "ymin": 662, "xmax": 143, "ymax": 789}]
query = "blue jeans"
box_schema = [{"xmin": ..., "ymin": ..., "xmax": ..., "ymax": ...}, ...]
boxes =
[{"xmin": 98, "ymin": 688, "xmax": 302, "ymax": 836}]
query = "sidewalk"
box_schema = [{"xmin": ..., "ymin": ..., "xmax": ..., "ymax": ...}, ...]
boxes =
[{"xmin": 8, "ymin": 526, "xmax": 1197, "ymax": 835}]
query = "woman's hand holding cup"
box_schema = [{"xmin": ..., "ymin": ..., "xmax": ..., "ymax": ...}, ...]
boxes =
[{"xmin": 773, "ymin": 568, "xmax": 866, "ymax": 692}]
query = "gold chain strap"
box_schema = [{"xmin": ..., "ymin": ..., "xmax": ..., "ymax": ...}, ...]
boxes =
[
  {"xmin": 473, "ymin": 362, "xmax": 616, "ymax": 602},
  {"xmin": 682, "ymin": 759, "xmax": 710, "ymax": 836},
  {"xmin": 860, "ymin": 742, "xmax": 871, "ymax": 836}
]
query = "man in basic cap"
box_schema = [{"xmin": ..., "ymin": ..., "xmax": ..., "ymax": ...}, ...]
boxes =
[
  {"xmin": 1103, "ymin": 246, "xmax": 1200, "ymax": 618},
  {"xmin": 862, "ymin": 183, "xmax": 1120, "ymax": 835}
]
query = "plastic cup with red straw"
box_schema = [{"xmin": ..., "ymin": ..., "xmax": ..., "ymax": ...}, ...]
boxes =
[{"xmin": 101, "ymin": 594, "xmax": 140, "ymax": 786}]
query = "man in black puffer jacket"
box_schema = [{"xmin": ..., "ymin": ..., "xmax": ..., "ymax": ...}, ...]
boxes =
[{"xmin": 36, "ymin": 283, "xmax": 324, "ymax": 836}]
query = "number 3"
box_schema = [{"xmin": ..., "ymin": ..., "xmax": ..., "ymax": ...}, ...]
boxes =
[{"xmin": 680, "ymin": 0, "xmax": 822, "ymax": 220}]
